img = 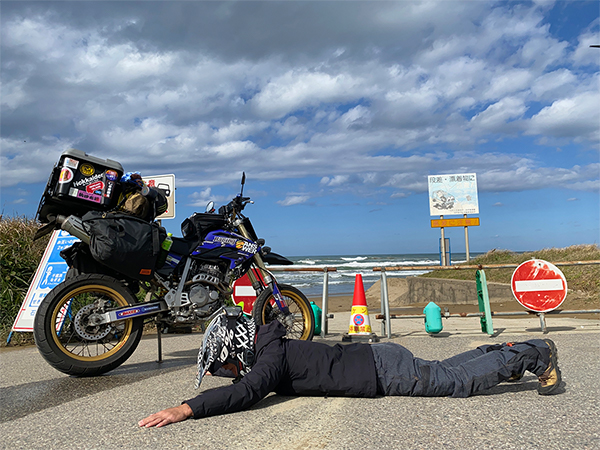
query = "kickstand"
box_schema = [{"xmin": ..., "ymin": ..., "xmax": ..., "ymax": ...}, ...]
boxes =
[{"xmin": 156, "ymin": 322, "xmax": 163, "ymax": 363}]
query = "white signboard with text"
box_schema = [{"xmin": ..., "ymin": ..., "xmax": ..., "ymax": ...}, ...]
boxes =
[
  {"xmin": 428, "ymin": 173, "xmax": 479, "ymax": 216},
  {"xmin": 12, "ymin": 230, "xmax": 79, "ymax": 332}
]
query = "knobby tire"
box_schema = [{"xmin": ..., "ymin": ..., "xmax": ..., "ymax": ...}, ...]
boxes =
[
  {"xmin": 33, "ymin": 274, "xmax": 143, "ymax": 376},
  {"xmin": 252, "ymin": 284, "xmax": 315, "ymax": 340}
]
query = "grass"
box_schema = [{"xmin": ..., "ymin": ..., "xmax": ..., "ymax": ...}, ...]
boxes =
[
  {"xmin": 1, "ymin": 216, "xmax": 51, "ymax": 346},
  {"xmin": 420, "ymin": 244, "xmax": 600, "ymax": 298}
]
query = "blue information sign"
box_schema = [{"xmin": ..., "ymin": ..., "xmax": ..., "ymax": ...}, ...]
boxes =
[{"xmin": 12, "ymin": 230, "xmax": 79, "ymax": 332}]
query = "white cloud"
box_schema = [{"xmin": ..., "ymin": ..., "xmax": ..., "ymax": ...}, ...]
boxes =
[
  {"xmin": 526, "ymin": 91, "xmax": 600, "ymax": 141},
  {"xmin": 1, "ymin": 79, "xmax": 31, "ymax": 110},
  {"xmin": 277, "ymin": 195, "xmax": 310, "ymax": 206},
  {"xmin": 470, "ymin": 97, "xmax": 527, "ymax": 133},
  {"xmin": 0, "ymin": 137, "xmax": 77, "ymax": 187},
  {"xmin": 530, "ymin": 69, "xmax": 577, "ymax": 99},
  {"xmin": 1, "ymin": 1, "xmax": 598, "ymax": 201},
  {"xmin": 188, "ymin": 187, "xmax": 230, "ymax": 207},
  {"xmin": 571, "ymin": 29, "xmax": 600, "ymax": 67},
  {"xmin": 321, "ymin": 175, "xmax": 350, "ymax": 187},
  {"xmin": 251, "ymin": 70, "xmax": 362, "ymax": 119},
  {"xmin": 485, "ymin": 69, "xmax": 534, "ymax": 100}
]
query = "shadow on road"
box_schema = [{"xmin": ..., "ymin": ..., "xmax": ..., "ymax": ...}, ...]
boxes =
[{"xmin": 0, "ymin": 350, "xmax": 196, "ymax": 423}]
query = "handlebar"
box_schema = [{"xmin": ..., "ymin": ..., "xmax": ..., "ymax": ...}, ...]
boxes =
[{"xmin": 218, "ymin": 195, "xmax": 253, "ymax": 218}]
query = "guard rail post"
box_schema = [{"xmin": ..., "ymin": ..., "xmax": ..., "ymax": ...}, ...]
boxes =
[
  {"xmin": 321, "ymin": 268, "xmax": 329, "ymax": 336},
  {"xmin": 380, "ymin": 269, "xmax": 385, "ymax": 336},
  {"xmin": 380, "ymin": 269, "xmax": 391, "ymax": 339}
]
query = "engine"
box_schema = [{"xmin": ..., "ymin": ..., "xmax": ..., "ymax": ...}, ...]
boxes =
[{"xmin": 186, "ymin": 264, "xmax": 224, "ymax": 316}]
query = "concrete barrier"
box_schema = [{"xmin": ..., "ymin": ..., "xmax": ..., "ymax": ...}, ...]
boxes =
[{"xmin": 367, "ymin": 276, "xmax": 514, "ymax": 306}]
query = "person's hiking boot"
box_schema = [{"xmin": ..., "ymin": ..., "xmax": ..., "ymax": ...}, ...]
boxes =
[
  {"xmin": 537, "ymin": 339, "xmax": 562, "ymax": 395},
  {"xmin": 508, "ymin": 373, "xmax": 524, "ymax": 382}
]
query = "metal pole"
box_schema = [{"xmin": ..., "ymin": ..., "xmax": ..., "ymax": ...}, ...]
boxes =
[
  {"xmin": 539, "ymin": 313, "xmax": 547, "ymax": 334},
  {"xmin": 380, "ymin": 309, "xmax": 600, "ymax": 319},
  {"xmin": 464, "ymin": 214, "xmax": 470, "ymax": 262},
  {"xmin": 382, "ymin": 269, "xmax": 391, "ymax": 338},
  {"xmin": 380, "ymin": 271, "xmax": 386, "ymax": 337},
  {"xmin": 440, "ymin": 215, "xmax": 446, "ymax": 266},
  {"xmin": 321, "ymin": 268, "xmax": 329, "ymax": 336}
]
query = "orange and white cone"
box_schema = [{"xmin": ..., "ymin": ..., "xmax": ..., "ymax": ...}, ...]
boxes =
[{"xmin": 342, "ymin": 274, "xmax": 379, "ymax": 342}]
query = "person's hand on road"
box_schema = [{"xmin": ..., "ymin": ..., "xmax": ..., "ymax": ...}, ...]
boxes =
[{"xmin": 138, "ymin": 403, "xmax": 193, "ymax": 428}]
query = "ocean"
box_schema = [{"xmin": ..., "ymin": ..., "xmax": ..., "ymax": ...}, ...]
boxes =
[{"xmin": 268, "ymin": 253, "xmax": 481, "ymax": 298}]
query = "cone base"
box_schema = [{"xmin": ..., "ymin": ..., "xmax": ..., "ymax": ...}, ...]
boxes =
[{"xmin": 342, "ymin": 333, "xmax": 380, "ymax": 343}]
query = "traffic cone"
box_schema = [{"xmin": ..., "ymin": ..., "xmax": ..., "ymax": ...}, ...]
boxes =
[{"xmin": 342, "ymin": 274, "xmax": 379, "ymax": 342}]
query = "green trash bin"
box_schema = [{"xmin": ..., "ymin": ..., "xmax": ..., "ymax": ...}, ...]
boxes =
[{"xmin": 423, "ymin": 301, "xmax": 443, "ymax": 334}]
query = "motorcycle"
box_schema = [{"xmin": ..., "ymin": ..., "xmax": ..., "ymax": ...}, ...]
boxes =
[{"xmin": 32, "ymin": 149, "xmax": 314, "ymax": 377}]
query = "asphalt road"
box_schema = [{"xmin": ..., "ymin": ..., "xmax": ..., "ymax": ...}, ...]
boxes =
[{"xmin": 1, "ymin": 313, "xmax": 599, "ymax": 450}]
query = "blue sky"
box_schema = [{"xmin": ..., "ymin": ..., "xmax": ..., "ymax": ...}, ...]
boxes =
[{"xmin": 1, "ymin": 1, "xmax": 598, "ymax": 257}]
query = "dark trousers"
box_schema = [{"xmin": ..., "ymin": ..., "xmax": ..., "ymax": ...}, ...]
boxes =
[{"xmin": 371, "ymin": 340, "xmax": 551, "ymax": 398}]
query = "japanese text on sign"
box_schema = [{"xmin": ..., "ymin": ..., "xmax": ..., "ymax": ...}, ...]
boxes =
[
  {"xmin": 11, "ymin": 230, "xmax": 79, "ymax": 332},
  {"xmin": 428, "ymin": 173, "xmax": 479, "ymax": 216}
]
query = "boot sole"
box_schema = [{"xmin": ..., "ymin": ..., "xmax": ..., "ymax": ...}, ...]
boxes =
[{"xmin": 538, "ymin": 339, "xmax": 562, "ymax": 395}]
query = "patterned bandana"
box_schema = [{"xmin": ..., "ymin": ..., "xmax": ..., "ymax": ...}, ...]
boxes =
[{"xmin": 195, "ymin": 309, "xmax": 256, "ymax": 389}]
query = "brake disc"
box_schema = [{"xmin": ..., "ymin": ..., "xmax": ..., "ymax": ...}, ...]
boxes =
[{"xmin": 73, "ymin": 304, "xmax": 113, "ymax": 341}]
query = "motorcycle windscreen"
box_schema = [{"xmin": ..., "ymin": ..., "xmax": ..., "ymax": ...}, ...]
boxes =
[{"xmin": 262, "ymin": 252, "xmax": 293, "ymax": 265}]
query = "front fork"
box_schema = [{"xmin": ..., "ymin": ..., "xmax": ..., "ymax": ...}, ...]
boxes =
[{"xmin": 236, "ymin": 221, "xmax": 290, "ymax": 315}]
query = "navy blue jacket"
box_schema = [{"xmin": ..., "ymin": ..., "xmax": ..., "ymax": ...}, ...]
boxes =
[{"xmin": 185, "ymin": 321, "xmax": 378, "ymax": 419}]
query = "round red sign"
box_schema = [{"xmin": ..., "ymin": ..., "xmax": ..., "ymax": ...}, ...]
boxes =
[
  {"xmin": 232, "ymin": 274, "xmax": 258, "ymax": 315},
  {"xmin": 511, "ymin": 259, "xmax": 567, "ymax": 312}
]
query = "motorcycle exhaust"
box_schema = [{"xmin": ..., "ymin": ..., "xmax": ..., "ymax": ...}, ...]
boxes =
[{"xmin": 58, "ymin": 215, "xmax": 91, "ymax": 245}]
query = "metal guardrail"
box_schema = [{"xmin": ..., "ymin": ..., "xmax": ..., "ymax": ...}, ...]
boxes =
[
  {"xmin": 270, "ymin": 267, "xmax": 338, "ymax": 336},
  {"xmin": 271, "ymin": 260, "xmax": 600, "ymax": 338},
  {"xmin": 373, "ymin": 260, "xmax": 600, "ymax": 272},
  {"xmin": 376, "ymin": 261, "xmax": 600, "ymax": 338}
]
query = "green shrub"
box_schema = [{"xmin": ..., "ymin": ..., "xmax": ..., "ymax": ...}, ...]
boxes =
[{"xmin": 0, "ymin": 216, "xmax": 50, "ymax": 343}]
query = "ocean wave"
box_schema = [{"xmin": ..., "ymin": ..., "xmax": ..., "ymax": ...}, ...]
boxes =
[
  {"xmin": 274, "ymin": 260, "xmax": 438, "ymax": 270},
  {"xmin": 341, "ymin": 256, "xmax": 368, "ymax": 261},
  {"xmin": 297, "ymin": 259, "xmax": 316, "ymax": 265},
  {"xmin": 269, "ymin": 253, "xmax": 471, "ymax": 297}
]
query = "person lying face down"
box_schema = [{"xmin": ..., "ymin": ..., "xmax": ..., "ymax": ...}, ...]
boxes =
[{"xmin": 139, "ymin": 308, "xmax": 562, "ymax": 428}]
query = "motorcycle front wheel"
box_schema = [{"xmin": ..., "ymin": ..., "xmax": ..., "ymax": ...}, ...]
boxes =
[
  {"xmin": 252, "ymin": 284, "xmax": 315, "ymax": 340},
  {"xmin": 33, "ymin": 274, "xmax": 144, "ymax": 376}
]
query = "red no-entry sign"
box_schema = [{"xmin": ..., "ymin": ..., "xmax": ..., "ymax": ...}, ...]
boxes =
[
  {"xmin": 511, "ymin": 259, "xmax": 568, "ymax": 312},
  {"xmin": 232, "ymin": 273, "xmax": 259, "ymax": 315}
]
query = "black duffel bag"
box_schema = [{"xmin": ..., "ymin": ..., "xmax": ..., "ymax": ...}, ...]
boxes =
[{"xmin": 82, "ymin": 211, "xmax": 167, "ymax": 281}]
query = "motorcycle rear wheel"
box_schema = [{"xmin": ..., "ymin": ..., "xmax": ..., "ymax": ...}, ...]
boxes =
[
  {"xmin": 33, "ymin": 274, "xmax": 144, "ymax": 376},
  {"xmin": 252, "ymin": 284, "xmax": 315, "ymax": 340}
]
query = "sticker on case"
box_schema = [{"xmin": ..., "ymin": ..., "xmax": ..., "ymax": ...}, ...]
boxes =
[{"xmin": 58, "ymin": 168, "xmax": 74, "ymax": 183}]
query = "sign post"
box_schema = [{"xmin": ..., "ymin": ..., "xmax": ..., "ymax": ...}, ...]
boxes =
[
  {"xmin": 511, "ymin": 259, "xmax": 568, "ymax": 312},
  {"xmin": 464, "ymin": 214, "xmax": 470, "ymax": 261},
  {"xmin": 428, "ymin": 173, "xmax": 479, "ymax": 264},
  {"xmin": 440, "ymin": 215, "xmax": 447, "ymax": 266}
]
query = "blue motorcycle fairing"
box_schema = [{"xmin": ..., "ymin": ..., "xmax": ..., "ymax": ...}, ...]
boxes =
[{"xmin": 192, "ymin": 230, "xmax": 260, "ymax": 270}]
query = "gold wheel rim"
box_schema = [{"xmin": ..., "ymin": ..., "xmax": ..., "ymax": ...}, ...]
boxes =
[
  {"xmin": 263, "ymin": 289, "xmax": 312, "ymax": 340},
  {"xmin": 50, "ymin": 284, "xmax": 133, "ymax": 362}
]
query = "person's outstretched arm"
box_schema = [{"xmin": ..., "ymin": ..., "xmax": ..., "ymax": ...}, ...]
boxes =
[
  {"xmin": 139, "ymin": 336, "xmax": 285, "ymax": 426},
  {"xmin": 138, "ymin": 403, "xmax": 194, "ymax": 428}
]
